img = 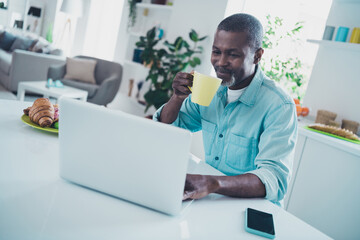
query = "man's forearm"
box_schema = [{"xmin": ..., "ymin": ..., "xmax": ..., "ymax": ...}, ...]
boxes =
[
  {"xmin": 212, "ymin": 173, "xmax": 266, "ymax": 198},
  {"xmin": 159, "ymin": 95, "xmax": 185, "ymax": 123}
]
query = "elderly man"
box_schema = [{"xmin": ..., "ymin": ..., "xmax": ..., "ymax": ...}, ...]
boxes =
[{"xmin": 153, "ymin": 13, "xmax": 297, "ymax": 205}]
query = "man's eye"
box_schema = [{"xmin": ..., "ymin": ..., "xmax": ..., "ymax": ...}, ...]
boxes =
[
  {"xmin": 212, "ymin": 50, "xmax": 220, "ymax": 55},
  {"xmin": 230, "ymin": 54, "xmax": 239, "ymax": 57}
]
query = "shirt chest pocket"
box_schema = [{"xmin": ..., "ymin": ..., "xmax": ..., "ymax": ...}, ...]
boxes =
[
  {"xmin": 225, "ymin": 133, "xmax": 257, "ymax": 171},
  {"xmin": 201, "ymin": 119, "xmax": 217, "ymax": 156}
]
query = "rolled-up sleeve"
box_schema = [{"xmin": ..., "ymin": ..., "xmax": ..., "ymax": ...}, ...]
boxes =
[
  {"xmin": 247, "ymin": 102, "xmax": 298, "ymax": 203},
  {"xmin": 153, "ymin": 95, "xmax": 202, "ymax": 132}
]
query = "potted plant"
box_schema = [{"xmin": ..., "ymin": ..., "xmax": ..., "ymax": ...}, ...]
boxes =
[
  {"xmin": 127, "ymin": 0, "xmax": 142, "ymax": 30},
  {"xmin": 135, "ymin": 27, "xmax": 207, "ymax": 112}
]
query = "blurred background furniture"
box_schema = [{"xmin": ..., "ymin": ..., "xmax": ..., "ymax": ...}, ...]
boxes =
[
  {"xmin": 47, "ymin": 56, "xmax": 122, "ymax": 106},
  {"xmin": 17, "ymin": 81, "xmax": 88, "ymax": 102},
  {"xmin": 0, "ymin": 29, "xmax": 65, "ymax": 93}
]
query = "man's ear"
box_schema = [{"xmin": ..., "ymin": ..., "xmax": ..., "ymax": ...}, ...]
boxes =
[{"xmin": 253, "ymin": 48, "xmax": 264, "ymax": 64}]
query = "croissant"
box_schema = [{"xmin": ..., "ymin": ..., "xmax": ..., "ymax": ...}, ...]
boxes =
[
  {"xmin": 308, "ymin": 123, "xmax": 360, "ymax": 141},
  {"xmin": 24, "ymin": 98, "xmax": 55, "ymax": 127}
]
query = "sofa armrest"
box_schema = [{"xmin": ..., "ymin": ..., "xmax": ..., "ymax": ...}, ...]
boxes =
[
  {"xmin": 9, "ymin": 49, "xmax": 66, "ymax": 92},
  {"xmin": 88, "ymin": 75, "xmax": 122, "ymax": 105},
  {"xmin": 48, "ymin": 63, "xmax": 66, "ymax": 80}
]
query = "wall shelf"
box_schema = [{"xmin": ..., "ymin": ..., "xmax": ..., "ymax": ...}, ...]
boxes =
[
  {"xmin": 124, "ymin": 60, "xmax": 148, "ymax": 69},
  {"xmin": 129, "ymin": 32, "xmax": 143, "ymax": 38},
  {"xmin": 136, "ymin": 3, "xmax": 173, "ymax": 11},
  {"xmin": 307, "ymin": 39, "xmax": 360, "ymax": 51}
]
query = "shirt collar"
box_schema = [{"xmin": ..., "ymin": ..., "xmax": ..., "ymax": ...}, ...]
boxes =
[{"xmin": 217, "ymin": 66, "xmax": 265, "ymax": 107}]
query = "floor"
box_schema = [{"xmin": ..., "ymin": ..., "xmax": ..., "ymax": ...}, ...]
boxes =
[{"xmin": 0, "ymin": 84, "xmax": 205, "ymax": 159}]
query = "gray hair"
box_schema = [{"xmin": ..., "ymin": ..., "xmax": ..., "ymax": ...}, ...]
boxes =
[{"xmin": 217, "ymin": 13, "xmax": 263, "ymax": 51}]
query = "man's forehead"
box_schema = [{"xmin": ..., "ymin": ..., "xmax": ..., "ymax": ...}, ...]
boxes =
[{"xmin": 213, "ymin": 30, "xmax": 249, "ymax": 49}]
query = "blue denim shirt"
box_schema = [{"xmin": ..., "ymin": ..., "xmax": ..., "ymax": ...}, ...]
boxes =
[{"xmin": 153, "ymin": 68, "xmax": 298, "ymax": 204}]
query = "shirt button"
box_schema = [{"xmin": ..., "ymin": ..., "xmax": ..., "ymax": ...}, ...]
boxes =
[
  {"xmin": 219, "ymin": 134, "xmax": 223, "ymax": 138},
  {"xmin": 215, "ymin": 157, "xmax": 219, "ymax": 160}
]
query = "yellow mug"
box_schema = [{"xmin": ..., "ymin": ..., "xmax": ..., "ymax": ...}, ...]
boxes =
[
  {"xmin": 350, "ymin": 27, "xmax": 360, "ymax": 44},
  {"xmin": 189, "ymin": 71, "xmax": 222, "ymax": 106}
]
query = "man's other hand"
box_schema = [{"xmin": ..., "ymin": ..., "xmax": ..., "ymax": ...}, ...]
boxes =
[{"xmin": 183, "ymin": 174, "xmax": 219, "ymax": 200}]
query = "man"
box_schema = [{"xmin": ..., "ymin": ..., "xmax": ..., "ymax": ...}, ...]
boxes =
[{"xmin": 153, "ymin": 13, "xmax": 297, "ymax": 205}]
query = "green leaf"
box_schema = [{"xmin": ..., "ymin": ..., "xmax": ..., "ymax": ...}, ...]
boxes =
[
  {"xmin": 147, "ymin": 27, "xmax": 156, "ymax": 40},
  {"xmin": 189, "ymin": 60, "xmax": 196, "ymax": 67},
  {"xmin": 144, "ymin": 89, "xmax": 171, "ymax": 110},
  {"xmin": 164, "ymin": 41, "xmax": 176, "ymax": 52},
  {"xmin": 189, "ymin": 29, "xmax": 198, "ymax": 42},
  {"xmin": 198, "ymin": 36, "xmax": 207, "ymax": 41},
  {"xmin": 174, "ymin": 37, "xmax": 183, "ymax": 51},
  {"xmin": 193, "ymin": 57, "xmax": 201, "ymax": 65},
  {"xmin": 135, "ymin": 42, "xmax": 146, "ymax": 48},
  {"xmin": 183, "ymin": 41, "xmax": 190, "ymax": 49}
]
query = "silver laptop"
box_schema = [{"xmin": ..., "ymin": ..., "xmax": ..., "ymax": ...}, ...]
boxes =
[{"xmin": 59, "ymin": 98, "xmax": 192, "ymax": 216}]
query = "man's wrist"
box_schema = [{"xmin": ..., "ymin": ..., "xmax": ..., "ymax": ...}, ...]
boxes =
[
  {"xmin": 208, "ymin": 175, "xmax": 221, "ymax": 193},
  {"xmin": 170, "ymin": 94, "xmax": 187, "ymax": 105}
]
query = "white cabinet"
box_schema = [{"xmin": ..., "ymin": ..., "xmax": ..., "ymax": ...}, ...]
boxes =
[
  {"xmin": 286, "ymin": 126, "xmax": 360, "ymax": 240},
  {"xmin": 284, "ymin": 133, "xmax": 306, "ymax": 208}
]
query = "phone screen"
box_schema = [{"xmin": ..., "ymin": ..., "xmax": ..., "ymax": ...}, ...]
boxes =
[{"xmin": 246, "ymin": 208, "xmax": 275, "ymax": 236}]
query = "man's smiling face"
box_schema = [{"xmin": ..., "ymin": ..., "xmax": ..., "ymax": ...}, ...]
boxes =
[{"xmin": 211, "ymin": 30, "xmax": 258, "ymax": 90}]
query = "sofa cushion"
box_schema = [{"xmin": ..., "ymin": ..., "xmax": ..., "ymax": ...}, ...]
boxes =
[
  {"xmin": 64, "ymin": 57, "xmax": 97, "ymax": 84},
  {"xmin": 10, "ymin": 36, "xmax": 37, "ymax": 52},
  {"xmin": 29, "ymin": 37, "xmax": 63, "ymax": 56},
  {"xmin": 0, "ymin": 50, "xmax": 12, "ymax": 74},
  {"xmin": 61, "ymin": 79, "xmax": 99, "ymax": 98},
  {"xmin": 0, "ymin": 32, "xmax": 16, "ymax": 51}
]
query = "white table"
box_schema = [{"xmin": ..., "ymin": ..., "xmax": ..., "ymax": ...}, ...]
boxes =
[
  {"xmin": 0, "ymin": 100, "xmax": 331, "ymax": 240},
  {"xmin": 17, "ymin": 81, "xmax": 88, "ymax": 102}
]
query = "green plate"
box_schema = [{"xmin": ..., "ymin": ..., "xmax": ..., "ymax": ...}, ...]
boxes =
[
  {"xmin": 304, "ymin": 126, "xmax": 360, "ymax": 145},
  {"xmin": 21, "ymin": 114, "xmax": 58, "ymax": 133}
]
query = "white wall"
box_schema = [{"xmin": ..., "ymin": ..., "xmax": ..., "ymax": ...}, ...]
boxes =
[
  {"xmin": 166, "ymin": 0, "xmax": 228, "ymax": 75},
  {"xmin": 0, "ymin": 0, "xmax": 26, "ymax": 28},
  {"xmin": 113, "ymin": 0, "xmax": 128, "ymax": 64},
  {"xmin": 0, "ymin": 0, "xmax": 57, "ymax": 38},
  {"xmin": 81, "ymin": 0, "xmax": 123, "ymax": 60},
  {"xmin": 71, "ymin": 0, "xmax": 90, "ymax": 57},
  {"xmin": 40, "ymin": 0, "xmax": 59, "ymax": 38}
]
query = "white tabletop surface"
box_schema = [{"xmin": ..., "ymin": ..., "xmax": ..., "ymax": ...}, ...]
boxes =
[{"xmin": 0, "ymin": 100, "xmax": 331, "ymax": 240}]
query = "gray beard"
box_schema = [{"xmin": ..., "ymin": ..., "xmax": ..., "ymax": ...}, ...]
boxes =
[{"xmin": 221, "ymin": 73, "xmax": 236, "ymax": 88}]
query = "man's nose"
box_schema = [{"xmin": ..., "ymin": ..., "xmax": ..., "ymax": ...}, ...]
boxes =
[{"xmin": 218, "ymin": 54, "xmax": 228, "ymax": 66}]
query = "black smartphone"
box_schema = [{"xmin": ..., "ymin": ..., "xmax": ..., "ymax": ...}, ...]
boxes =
[{"xmin": 245, "ymin": 208, "xmax": 275, "ymax": 239}]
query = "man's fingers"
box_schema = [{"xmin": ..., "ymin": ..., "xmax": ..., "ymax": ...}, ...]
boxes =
[
  {"xmin": 174, "ymin": 78, "xmax": 193, "ymax": 87},
  {"xmin": 177, "ymin": 72, "xmax": 193, "ymax": 80},
  {"xmin": 183, "ymin": 190, "xmax": 196, "ymax": 200},
  {"xmin": 177, "ymin": 86, "xmax": 191, "ymax": 94}
]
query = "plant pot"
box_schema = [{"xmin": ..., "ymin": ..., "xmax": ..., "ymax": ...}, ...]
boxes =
[
  {"xmin": 151, "ymin": 0, "xmax": 167, "ymax": 5},
  {"xmin": 143, "ymin": 60, "xmax": 160, "ymax": 69}
]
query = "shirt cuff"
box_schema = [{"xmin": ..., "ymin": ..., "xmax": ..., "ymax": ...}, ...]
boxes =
[
  {"xmin": 152, "ymin": 104, "xmax": 181, "ymax": 127},
  {"xmin": 152, "ymin": 104, "xmax": 165, "ymax": 122},
  {"xmin": 247, "ymin": 167, "xmax": 282, "ymax": 204}
]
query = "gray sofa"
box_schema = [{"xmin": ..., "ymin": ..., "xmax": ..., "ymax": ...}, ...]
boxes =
[
  {"xmin": 0, "ymin": 49, "xmax": 65, "ymax": 92},
  {"xmin": 48, "ymin": 56, "xmax": 123, "ymax": 106},
  {"xmin": 0, "ymin": 29, "xmax": 66, "ymax": 93}
]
